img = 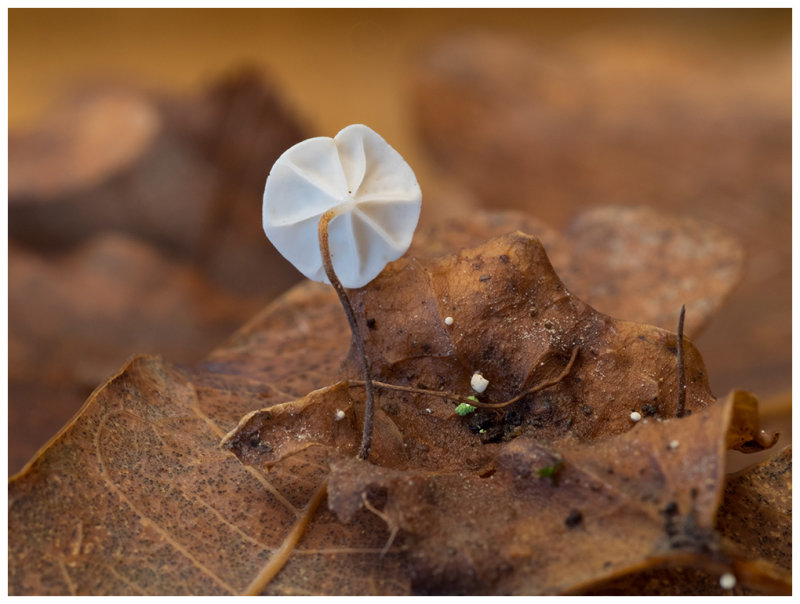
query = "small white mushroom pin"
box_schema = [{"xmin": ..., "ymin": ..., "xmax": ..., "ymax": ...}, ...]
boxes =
[{"xmin": 263, "ymin": 124, "xmax": 422, "ymax": 459}]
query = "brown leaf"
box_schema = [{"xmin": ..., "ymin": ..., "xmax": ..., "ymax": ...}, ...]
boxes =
[
  {"xmin": 220, "ymin": 233, "xmax": 775, "ymax": 594},
  {"xmin": 8, "ymin": 233, "xmax": 260, "ymax": 473},
  {"xmin": 325, "ymin": 391, "xmax": 779, "ymax": 595},
  {"xmin": 8, "ymin": 68, "xmax": 306, "ymax": 297},
  {"xmin": 581, "ymin": 445, "xmax": 792, "ymax": 596},
  {"xmin": 7, "ymin": 225, "xmax": 776, "ymax": 595},
  {"xmin": 9, "ymin": 233, "xmax": 259, "ymax": 388},
  {"xmin": 7, "ymin": 68, "xmax": 312, "ymax": 471},
  {"xmin": 558, "ymin": 206, "xmax": 744, "ymax": 338},
  {"xmin": 413, "ymin": 31, "xmax": 790, "ymax": 230},
  {"xmin": 8, "ymin": 356, "xmax": 407, "ymax": 595},
  {"xmin": 346, "ymin": 231, "xmax": 715, "ymax": 433},
  {"xmin": 225, "ymin": 384, "xmax": 780, "ymax": 595},
  {"xmin": 412, "ymin": 30, "xmax": 790, "ymax": 399},
  {"xmin": 411, "ymin": 206, "xmax": 744, "ymax": 337},
  {"xmin": 717, "ymin": 446, "xmax": 791, "ymax": 572}
]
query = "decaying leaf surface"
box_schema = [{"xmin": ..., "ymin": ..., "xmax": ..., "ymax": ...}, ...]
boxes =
[
  {"xmin": 344, "ymin": 232, "xmax": 714, "ymax": 437},
  {"xmin": 8, "ymin": 233, "xmax": 261, "ymax": 472},
  {"xmin": 412, "ymin": 30, "xmax": 790, "ymax": 400},
  {"xmin": 220, "ymin": 233, "xmax": 777, "ymax": 595},
  {"xmin": 221, "ymin": 385, "xmax": 780, "ymax": 595},
  {"xmin": 717, "ymin": 445, "xmax": 791, "ymax": 573},
  {"xmin": 8, "ymin": 69, "xmax": 309, "ymax": 472},
  {"xmin": 8, "ymin": 221, "xmax": 781, "ymax": 595},
  {"xmin": 410, "ymin": 207, "xmax": 744, "ymax": 338},
  {"xmin": 558, "ymin": 207, "xmax": 744, "ymax": 338},
  {"xmin": 8, "ymin": 356, "xmax": 408, "ymax": 595},
  {"xmin": 583, "ymin": 445, "xmax": 792, "ymax": 596}
]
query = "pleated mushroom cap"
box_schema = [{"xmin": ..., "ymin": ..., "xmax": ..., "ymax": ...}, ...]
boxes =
[{"xmin": 263, "ymin": 124, "xmax": 422, "ymax": 288}]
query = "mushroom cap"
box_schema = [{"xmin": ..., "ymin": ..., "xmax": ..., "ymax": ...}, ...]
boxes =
[{"xmin": 263, "ymin": 124, "xmax": 422, "ymax": 288}]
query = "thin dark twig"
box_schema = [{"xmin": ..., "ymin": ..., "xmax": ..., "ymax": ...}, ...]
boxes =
[
  {"xmin": 487, "ymin": 346, "xmax": 580, "ymax": 408},
  {"xmin": 676, "ymin": 304, "xmax": 687, "ymax": 418},
  {"xmin": 350, "ymin": 346, "xmax": 580, "ymax": 410},
  {"xmin": 318, "ymin": 209, "xmax": 375, "ymax": 460}
]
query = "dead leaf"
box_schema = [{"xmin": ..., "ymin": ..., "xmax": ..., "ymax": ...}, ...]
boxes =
[
  {"xmin": 7, "ymin": 68, "xmax": 314, "ymax": 473},
  {"xmin": 8, "ymin": 226, "xmax": 780, "ymax": 595},
  {"xmin": 412, "ymin": 30, "xmax": 790, "ymax": 400},
  {"xmin": 220, "ymin": 232, "xmax": 779, "ymax": 594},
  {"xmin": 8, "ymin": 356, "xmax": 407, "ymax": 595},
  {"xmin": 413, "ymin": 31, "xmax": 790, "ymax": 230},
  {"xmin": 319, "ymin": 390, "xmax": 780, "ymax": 595},
  {"xmin": 717, "ymin": 446, "xmax": 791, "ymax": 573},
  {"xmin": 582, "ymin": 445, "xmax": 792, "ymax": 596},
  {"xmin": 8, "ymin": 68, "xmax": 306, "ymax": 298},
  {"xmin": 411, "ymin": 207, "xmax": 744, "ymax": 338},
  {"xmin": 8, "ymin": 233, "xmax": 261, "ymax": 473},
  {"xmin": 346, "ymin": 231, "xmax": 715, "ymax": 435}
]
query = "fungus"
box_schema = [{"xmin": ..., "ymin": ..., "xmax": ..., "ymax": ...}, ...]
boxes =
[
  {"xmin": 471, "ymin": 372, "xmax": 490, "ymax": 393},
  {"xmin": 262, "ymin": 124, "xmax": 422, "ymax": 459},
  {"xmin": 719, "ymin": 572, "xmax": 736, "ymax": 590}
]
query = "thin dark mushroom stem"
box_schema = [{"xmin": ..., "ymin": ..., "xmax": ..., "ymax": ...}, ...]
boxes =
[
  {"xmin": 676, "ymin": 304, "xmax": 687, "ymax": 418},
  {"xmin": 318, "ymin": 209, "xmax": 376, "ymax": 460},
  {"xmin": 350, "ymin": 346, "xmax": 580, "ymax": 411}
]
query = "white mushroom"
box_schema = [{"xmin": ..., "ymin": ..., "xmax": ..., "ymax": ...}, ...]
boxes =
[
  {"xmin": 471, "ymin": 372, "xmax": 490, "ymax": 394},
  {"xmin": 262, "ymin": 125, "xmax": 421, "ymax": 461},
  {"xmin": 719, "ymin": 573, "xmax": 736, "ymax": 590},
  {"xmin": 263, "ymin": 124, "xmax": 422, "ymax": 288}
]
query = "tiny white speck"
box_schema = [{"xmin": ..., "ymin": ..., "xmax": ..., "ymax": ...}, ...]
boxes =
[
  {"xmin": 471, "ymin": 372, "xmax": 489, "ymax": 393},
  {"xmin": 444, "ymin": 316, "xmax": 454, "ymax": 326},
  {"xmin": 719, "ymin": 573, "xmax": 736, "ymax": 590},
  {"xmin": 630, "ymin": 411, "xmax": 642, "ymax": 422},
  {"xmin": 334, "ymin": 409, "xmax": 346, "ymax": 421},
  {"xmin": 425, "ymin": 408, "xmax": 432, "ymax": 414},
  {"xmin": 668, "ymin": 440, "xmax": 680, "ymax": 450}
]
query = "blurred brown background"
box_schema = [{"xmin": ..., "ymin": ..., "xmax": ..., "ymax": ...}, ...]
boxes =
[{"xmin": 8, "ymin": 8, "xmax": 791, "ymax": 473}]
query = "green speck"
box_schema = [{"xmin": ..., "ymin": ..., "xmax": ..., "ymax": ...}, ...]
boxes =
[
  {"xmin": 479, "ymin": 428, "xmax": 487, "ymax": 434},
  {"xmin": 467, "ymin": 395, "xmax": 479, "ymax": 403},
  {"xmin": 454, "ymin": 402, "xmax": 476, "ymax": 416},
  {"xmin": 537, "ymin": 460, "xmax": 564, "ymax": 482}
]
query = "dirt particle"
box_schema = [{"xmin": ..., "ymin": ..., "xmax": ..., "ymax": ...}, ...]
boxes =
[
  {"xmin": 641, "ymin": 403, "xmax": 659, "ymax": 417},
  {"xmin": 366, "ymin": 318, "xmax": 377, "ymax": 330},
  {"xmin": 565, "ymin": 509, "xmax": 583, "ymax": 528}
]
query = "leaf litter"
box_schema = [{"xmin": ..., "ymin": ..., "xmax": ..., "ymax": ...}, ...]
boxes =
[{"xmin": 8, "ymin": 210, "xmax": 785, "ymax": 595}]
